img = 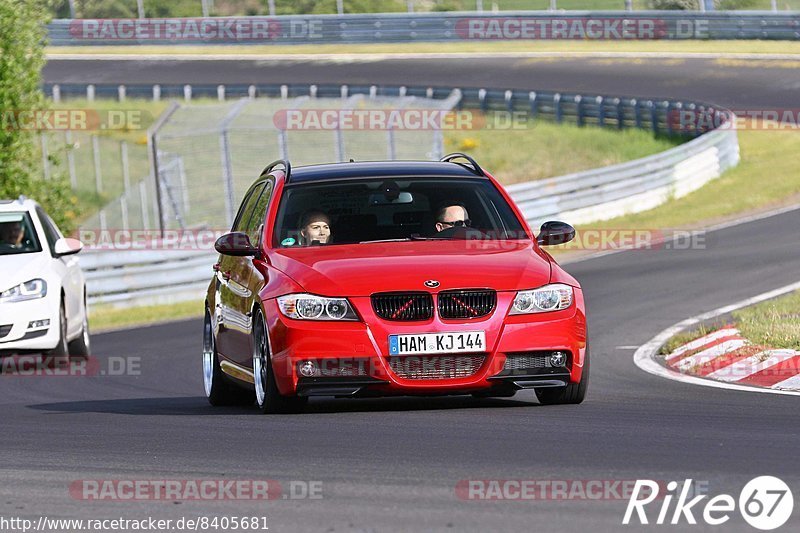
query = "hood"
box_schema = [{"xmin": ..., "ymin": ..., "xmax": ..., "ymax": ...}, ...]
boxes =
[
  {"xmin": 270, "ymin": 240, "xmax": 551, "ymax": 297},
  {"xmin": 0, "ymin": 252, "xmax": 51, "ymax": 292}
]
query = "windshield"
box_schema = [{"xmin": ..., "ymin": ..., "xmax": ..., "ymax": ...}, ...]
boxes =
[
  {"xmin": 0, "ymin": 212, "xmax": 42, "ymax": 255},
  {"xmin": 273, "ymin": 177, "xmax": 527, "ymax": 248}
]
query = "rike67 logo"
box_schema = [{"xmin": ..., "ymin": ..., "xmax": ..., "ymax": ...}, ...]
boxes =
[{"xmin": 623, "ymin": 477, "xmax": 794, "ymax": 530}]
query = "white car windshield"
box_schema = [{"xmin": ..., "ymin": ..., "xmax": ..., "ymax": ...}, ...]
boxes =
[{"xmin": 0, "ymin": 212, "xmax": 42, "ymax": 255}]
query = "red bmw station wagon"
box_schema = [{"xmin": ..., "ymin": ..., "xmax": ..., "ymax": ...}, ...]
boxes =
[{"xmin": 203, "ymin": 154, "xmax": 588, "ymax": 413}]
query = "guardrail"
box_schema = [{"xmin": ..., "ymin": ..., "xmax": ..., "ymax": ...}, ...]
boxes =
[
  {"xmin": 81, "ymin": 247, "xmax": 212, "ymax": 307},
  {"xmin": 48, "ymin": 12, "xmax": 800, "ymax": 45},
  {"xmin": 60, "ymin": 82, "xmax": 738, "ymax": 308}
]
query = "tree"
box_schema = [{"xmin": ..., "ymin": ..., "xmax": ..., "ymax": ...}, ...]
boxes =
[{"xmin": 0, "ymin": 0, "xmax": 78, "ymax": 233}]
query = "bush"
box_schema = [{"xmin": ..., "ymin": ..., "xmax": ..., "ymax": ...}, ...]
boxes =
[
  {"xmin": 650, "ymin": 0, "xmax": 701, "ymax": 8},
  {"xmin": 0, "ymin": 0, "xmax": 79, "ymax": 233},
  {"xmin": 649, "ymin": 0, "xmax": 760, "ymax": 8}
]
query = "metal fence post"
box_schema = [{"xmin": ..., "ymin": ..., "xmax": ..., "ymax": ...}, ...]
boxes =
[
  {"xmin": 554, "ymin": 93, "xmax": 563, "ymax": 123},
  {"xmin": 121, "ymin": 140, "xmax": 130, "ymax": 192},
  {"xmin": 92, "ymin": 135, "xmax": 103, "ymax": 194},
  {"xmin": 40, "ymin": 134, "xmax": 51, "ymax": 180},
  {"xmin": 65, "ymin": 131, "xmax": 77, "ymax": 189},
  {"xmin": 139, "ymin": 181, "xmax": 150, "ymax": 229},
  {"xmin": 120, "ymin": 196, "xmax": 129, "ymax": 229},
  {"xmin": 219, "ymin": 131, "xmax": 236, "ymax": 228},
  {"xmin": 147, "ymin": 101, "xmax": 180, "ymax": 233},
  {"xmin": 597, "ymin": 96, "xmax": 605, "ymax": 127},
  {"xmin": 529, "ymin": 91, "xmax": 538, "ymax": 120},
  {"xmin": 648, "ymin": 101, "xmax": 658, "ymax": 134},
  {"xmin": 575, "ymin": 95, "xmax": 584, "ymax": 126},
  {"xmin": 633, "ymin": 99, "xmax": 642, "ymax": 129}
]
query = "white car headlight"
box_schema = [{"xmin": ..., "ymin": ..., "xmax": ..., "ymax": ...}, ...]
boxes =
[
  {"xmin": 0, "ymin": 279, "xmax": 48, "ymax": 303},
  {"xmin": 510, "ymin": 283, "xmax": 573, "ymax": 314},
  {"xmin": 277, "ymin": 294, "xmax": 358, "ymax": 321}
]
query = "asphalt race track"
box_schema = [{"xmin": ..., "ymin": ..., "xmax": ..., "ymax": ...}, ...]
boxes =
[{"xmin": 1, "ymin": 56, "xmax": 796, "ymax": 532}]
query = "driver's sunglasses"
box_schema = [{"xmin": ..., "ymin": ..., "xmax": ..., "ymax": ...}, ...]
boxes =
[{"xmin": 440, "ymin": 219, "xmax": 471, "ymax": 228}]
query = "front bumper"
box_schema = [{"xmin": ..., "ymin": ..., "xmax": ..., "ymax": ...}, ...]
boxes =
[
  {"xmin": 0, "ymin": 296, "xmax": 60, "ymax": 355},
  {"xmin": 265, "ymin": 289, "xmax": 587, "ymax": 397}
]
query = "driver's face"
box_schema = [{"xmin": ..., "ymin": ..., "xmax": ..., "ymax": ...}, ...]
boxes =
[
  {"xmin": 435, "ymin": 206, "xmax": 468, "ymax": 233},
  {"xmin": 0, "ymin": 223, "xmax": 23, "ymax": 245},
  {"xmin": 301, "ymin": 218, "xmax": 331, "ymax": 245}
]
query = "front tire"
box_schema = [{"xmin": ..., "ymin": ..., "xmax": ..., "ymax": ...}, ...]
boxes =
[
  {"xmin": 203, "ymin": 310, "xmax": 253, "ymax": 406},
  {"xmin": 535, "ymin": 347, "xmax": 590, "ymax": 405},
  {"xmin": 48, "ymin": 300, "xmax": 70, "ymax": 367},
  {"xmin": 67, "ymin": 303, "xmax": 91, "ymax": 358},
  {"xmin": 253, "ymin": 311, "xmax": 307, "ymax": 414}
]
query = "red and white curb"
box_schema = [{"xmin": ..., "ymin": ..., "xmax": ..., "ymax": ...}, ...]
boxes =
[
  {"xmin": 634, "ymin": 280, "xmax": 800, "ymax": 397},
  {"xmin": 664, "ymin": 328, "xmax": 800, "ymax": 391}
]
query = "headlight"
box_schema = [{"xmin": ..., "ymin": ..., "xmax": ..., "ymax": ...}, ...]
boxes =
[
  {"xmin": 510, "ymin": 283, "xmax": 573, "ymax": 314},
  {"xmin": 277, "ymin": 294, "xmax": 359, "ymax": 321},
  {"xmin": 0, "ymin": 279, "xmax": 48, "ymax": 303}
]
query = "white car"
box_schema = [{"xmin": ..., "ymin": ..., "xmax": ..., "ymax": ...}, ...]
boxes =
[{"xmin": 0, "ymin": 197, "xmax": 89, "ymax": 360}]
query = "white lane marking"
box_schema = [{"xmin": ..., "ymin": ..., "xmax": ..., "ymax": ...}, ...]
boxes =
[
  {"xmin": 673, "ymin": 339, "xmax": 748, "ymax": 372},
  {"xmin": 563, "ymin": 203, "xmax": 800, "ymax": 266},
  {"xmin": 633, "ymin": 280, "xmax": 800, "ymax": 397},
  {"xmin": 706, "ymin": 349, "xmax": 799, "ymax": 382},
  {"xmin": 44, "ymin": 52, "xmax": 800, "ymax": 62},
  {"xmin": 772, "ymin": 372, "xmax": 800, "ymax": 391},
  {"xmin": 665, "ymin": 327, "xmax": 740, "ymax": 361},
  {"xmin": 615, "ymin": 345, "xmax": 640, "ymax": 350}
]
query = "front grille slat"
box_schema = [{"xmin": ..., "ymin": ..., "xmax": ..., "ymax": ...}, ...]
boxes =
[
  {"xmin": 389, "ymin": 354, "xmax": 485, "ymax": 380},
  {"xmin": 438, "ymin": 290, "xmax": 496, "ymax": 319},
  {"xmin": 0, "ymin": 324, "xmax": 12, "ymax": 339},
  {"xmin": 372, "ymin": 292, "xmax": 433, "ymax": 321}
]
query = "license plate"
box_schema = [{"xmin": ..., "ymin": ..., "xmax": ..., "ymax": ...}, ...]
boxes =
[{"xmin": 388, "ymin": 331, "xmax": 486, "ymax": 355}]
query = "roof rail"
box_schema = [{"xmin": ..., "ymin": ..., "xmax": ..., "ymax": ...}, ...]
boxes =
[
  {"xmin": 261, "ymin": 159, "xmax": 291, "ymax": 181},
  {"xmin": 440, "ymin": 153, "xmax": 485, "ymax": 177}
]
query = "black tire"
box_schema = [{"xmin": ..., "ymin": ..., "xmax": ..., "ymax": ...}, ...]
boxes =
[
  {"xmin": 203, "ymin": 310, "xmax": 253, "ymax": 407},
  {"xmin": 67, "ymin": 297, "xmax": 91, "ymax": 358},
  {"xmin": 253, "ymin": 311, "xmax": 307, "ymax": 414},
  {"xmin": 47, "ymin": 300, "xmax": 70, "ymax": 367},
  {"xmin": 535, "ymin": 347, "xmax": 590, "ymax": 405}
]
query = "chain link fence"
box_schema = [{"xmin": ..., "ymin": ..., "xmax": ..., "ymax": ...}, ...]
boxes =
[{"xmin": 150, "ymin": 90, "xmax": 461, "ymax": 230}]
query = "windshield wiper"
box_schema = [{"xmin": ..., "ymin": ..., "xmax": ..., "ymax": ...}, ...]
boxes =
[{"xmin": 358, "ymin": 236, "xmax": 448, "ymax": 244}]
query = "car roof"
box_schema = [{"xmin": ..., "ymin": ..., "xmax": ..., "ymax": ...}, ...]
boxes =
[
  {"xmin": 285, "ymin": 161, "xmax": 484, "ymax": 185},
  {"xmin": 0, "ymin": 197, "xmax": 38, "ymax": 212}
]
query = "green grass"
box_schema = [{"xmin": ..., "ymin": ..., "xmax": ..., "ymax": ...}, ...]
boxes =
[
  {"xmin": 577, "ymin": 128, "xmax": 800, "ymax": 232},
  {"xmin": 660, "ymin": 323, "xmax": 721, "ymax": 354},
  {"xmin": 445, "ymin": 117, "xmax": 681, "ymax": 184},
  {"xmin": 659, "ymin": 291, "xmax": 800, "ymax": 355},
  {"xmin": 46, "ymin": 39, "xmax": 800, "ymax": 57},
  {"xmin": 90, "ymin": 299, "xmax": 204, "ymax": 332},
  {"xmin": 734, "ymin": 290, "xmax": 800, "ymax": 350}
]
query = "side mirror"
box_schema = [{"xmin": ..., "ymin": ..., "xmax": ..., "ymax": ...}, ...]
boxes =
[
  {"xmin": 537, "ymin": 221, "xmax": 575, "ymax": 246},
  {"xmin": 54, "ymin": 237, "xmax": 83, "ymax": 256},
  {"xmin": 215, "ymin": 232, "xmax": 258, "ymax": 257}
]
